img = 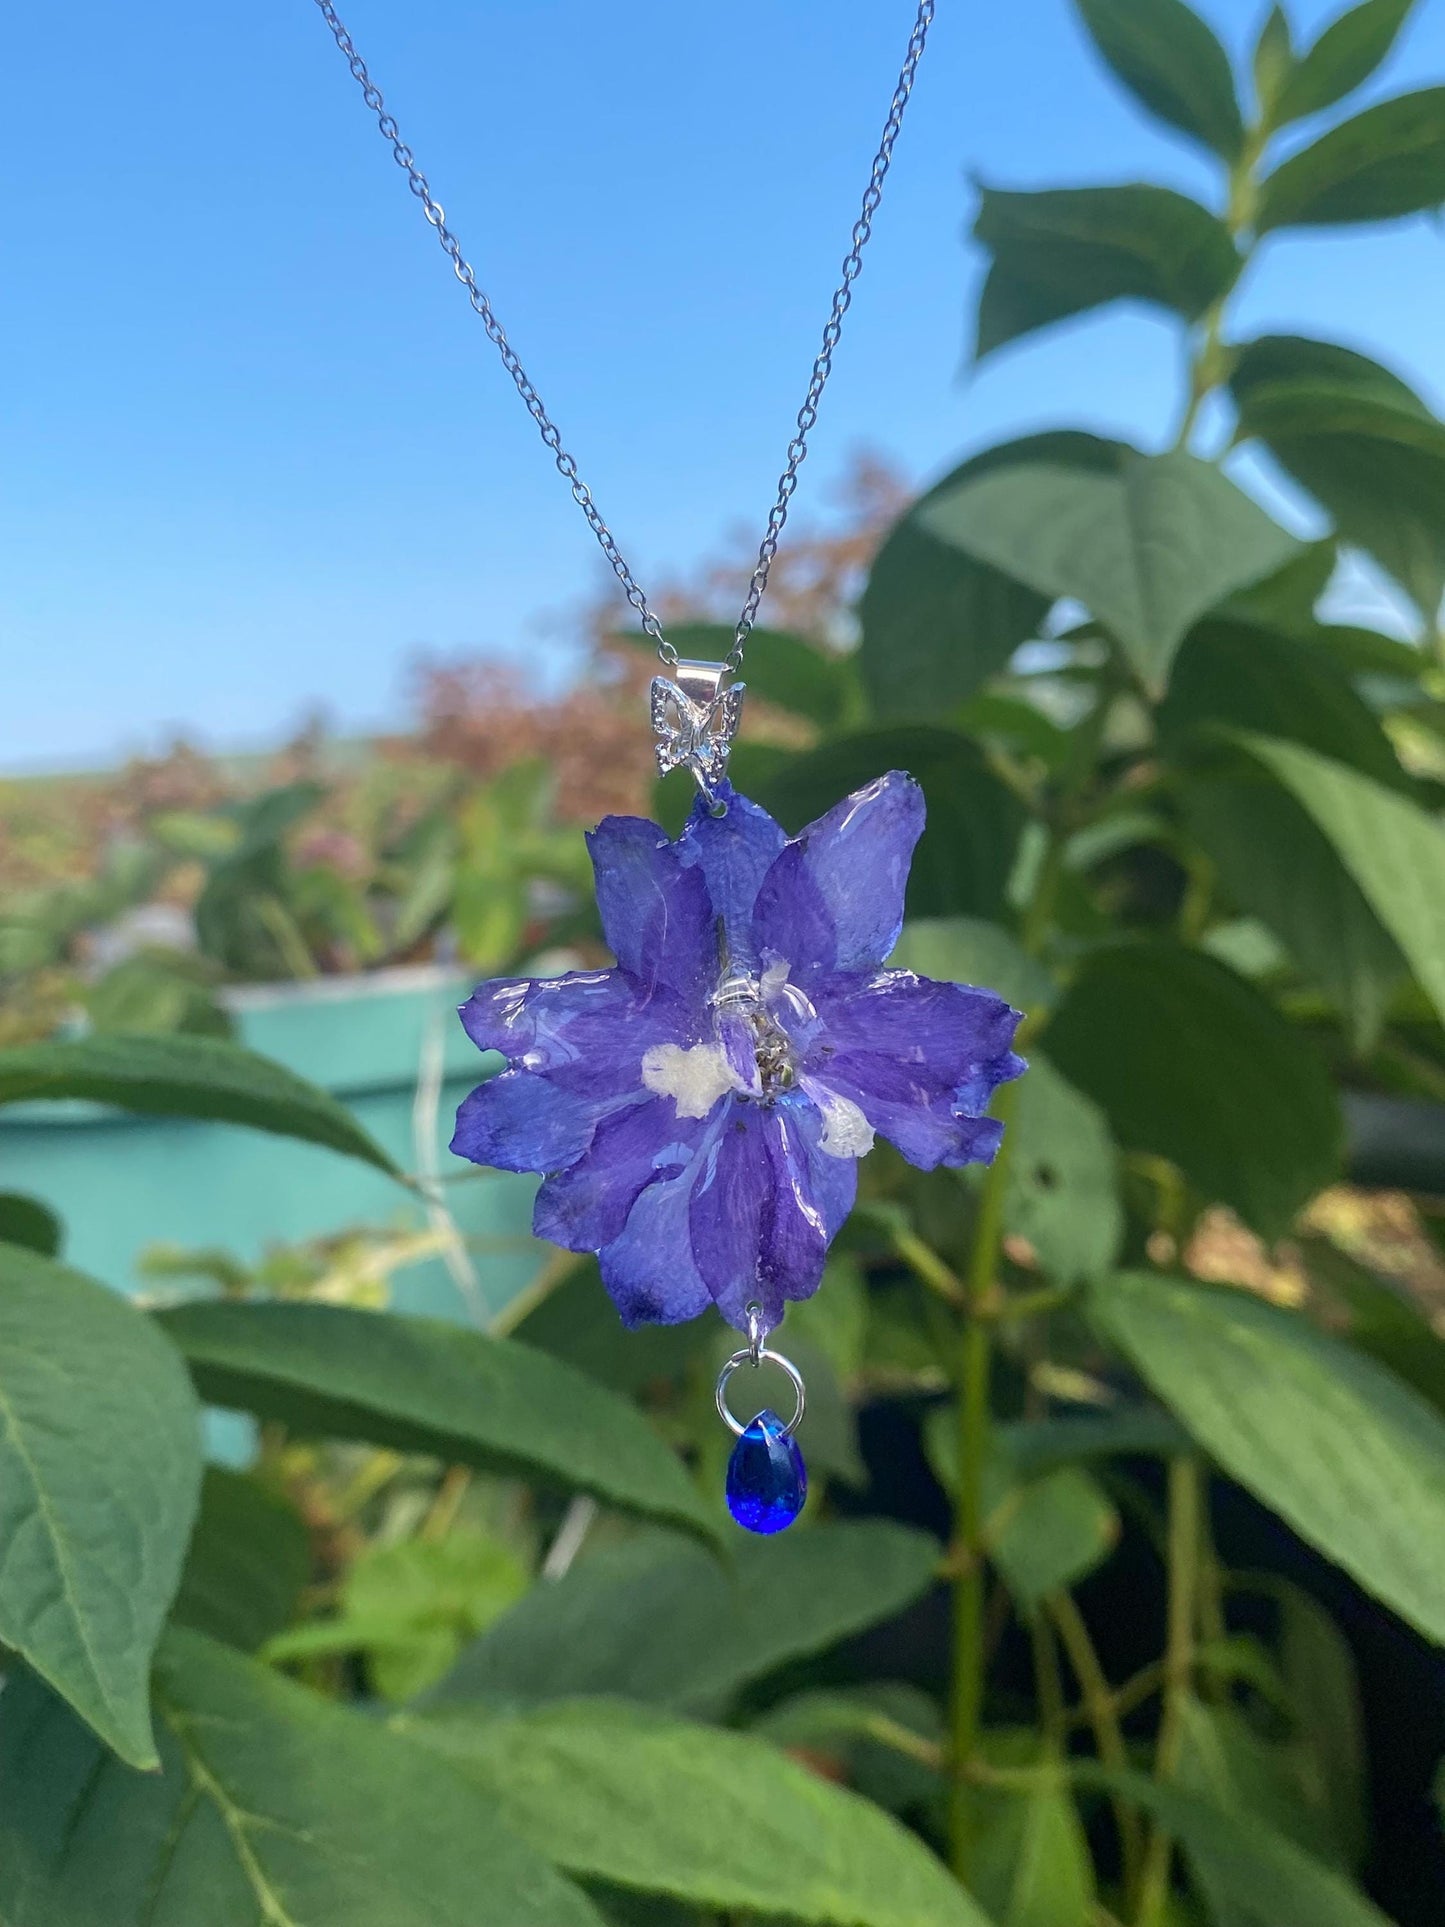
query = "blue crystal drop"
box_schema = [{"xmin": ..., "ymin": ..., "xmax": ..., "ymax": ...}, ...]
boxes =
[{"xmin": 726, "ymin": 1409, "xmax": 807, "ymax": 1534}]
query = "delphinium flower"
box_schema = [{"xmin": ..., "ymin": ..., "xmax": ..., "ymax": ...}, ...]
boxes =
[{"xmin": 452, "ymin": 772, "xmax": 1024, "ymax": 1331}]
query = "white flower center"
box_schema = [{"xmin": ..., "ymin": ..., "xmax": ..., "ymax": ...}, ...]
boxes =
[
  {"xmin": 641, "ymin": 1041, "xmax": 739, "ymax": 1120},
  {"xmin": 809, "ymin": 1083, "xmax": 875, "ymax": 1159}
]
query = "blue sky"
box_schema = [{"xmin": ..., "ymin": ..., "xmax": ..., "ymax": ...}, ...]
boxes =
[{"xmin": 2, "ymin": 0, "xmax": 1442, "ymax": 772}]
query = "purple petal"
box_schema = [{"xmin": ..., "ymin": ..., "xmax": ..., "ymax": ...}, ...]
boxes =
[
  {"xmin": 688, "ymin": 1095, "xmax": 857, "ymax": 1329},
  {"xmin": 451, "ymin": 1070, "xmax": 607, "ymax": 1174},
  {"xmin": 459, "ymin": 968, "xmax": 691, "ymax": 1102},
  {"xmin": 807, "ymin": 969, "xmax": 1024, "ymax": 1170},
  {"xmin": 597, "ymin": 1161, "xmax": 714, "ymax": 1328},
  {"xmin": 533, "ymin": 1098, "xmax": 703, "ymax": 1252},
  {"xmin": 753, "ymin": 772, "xmax": 925, "ymax": 977},
  {"xmin": 586, "ymin": 816, "xmax": 716, "ymax": 1004},
  {"xmin": 677, "ymin": 781, "xmax": 787, "ymax": 971}
]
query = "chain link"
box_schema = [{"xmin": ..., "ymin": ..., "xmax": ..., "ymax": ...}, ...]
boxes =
[{"xmin": 312, "ymin": 0, "xmax": 935, "ymax": 672}]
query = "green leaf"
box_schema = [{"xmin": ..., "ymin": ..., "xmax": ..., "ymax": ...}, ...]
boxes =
[
  {"xmin": 1162, "ymin": 618, "xmax": 1407, "ymax": 788},
  {"xmin": 1075, "ymin": 0, "xmax": 1244, "ymax": 159},
  {"xmin": 171, "ymin": 1467, "xmax": 311, "ymax": 1653},
  {"xmin": 859, "ymin": 437, "xmax": 1110, "ymax": 719},
  {"xmin": 972, "ymin": 183, "xmax": 1239, "ymax": 357},
  {"xmin": 927, "ymin": 1417, "xmax": 1120, "ymax": 1609},
  {"xmin": 0, "ymin": 1244, "xmax": 202, "ymax": 1767},
  {"xmin": 0, "ymin": 1628, "xmax": 604, "ymax": 1927},
  {"xmin": 1230, "ymin": 334, "xmax": 1445, "ymax": 620},
  {"xmin": 749, "ymin": 727, "xmax": 1026, "ymax": 920},
  {"xmin": 1277, "ymin": 1580, "xmax": 1369, "ymax": 1869},
  {"xmin": 1232, "ymin": 732, "xmax": 1445, "ymax": 1028},
  {"xmin": 0, "ymin": 1192, "xmax": 61, "ymax": 1256},
  {"xmin": 987, "ymin": 1465, "xmax": 1120, "ymax": 1610},
  {"xmin": 892, "ymin": 917, "xmax": 1056, "ymax": 1012},
  {"xmin": 0, "ymin": 1033, "xmax": 402, "ymax": 1178},
  {"xmin": 432, "ymin": 1521, "xmax": 941, "ymax": 1712},
  {"xmin": 1044, "ymin": 942, "xmax": 1341, "ymax": 1235},
  {"xmin": 969, "ymin": 1736, "xmax": 1095, "ymax": 1927},
  {"xmin": 999, "ymin": 1406, "xmax": 1191, "ymax": 1477},
  {"xmin": 1090, "ymin": 1270, "xmax": 1445, "ymax": 1647},
  {"xmin": 1258, "ymin": 87, "xmax": 1445, "ymax": 230},
  {"xmin": 1253, "ymin": 6, "xmax": 1295, "ymax": 123},
  {"xmin": 406, "ymin": 1699, "xmax": 986, "ymax": 1927},
  {"xmin": 267, "ymin": 1530, "xmax": 530, "ymax": 1701},
  {"xmin": 509, "ymin": 1258, "xmax": 703, "ymax": 1396},
  {"xmin": 919, "ymin": 449, "xmax": 1300, "ymax": 696},
  {"xmin": 1178, "ymin": 1695, "xmax": 1343, "ymax": 1886},
  {"xmin": 1181, "ymin": 771, "xmax": 1406, "ymax": 1048},
  {"xmin": 1005, "ymin": 1054, "xmax": 1124, "ymax": 1284},
  {"xmin": 1275, "ymin": 0, "xmax": 1417, "ymax": 126},
  {"xmin": 1218, "ymin": 539, "xmax": 1336, "ymax": 633},
  {"xmin": 653, "ymin": 622, "xmax": 858, "ymax": 727},
  {"xmin": 751, "ymin": 1683, "xmax": 945, "ymax": 1814},
  {"xmin": 156, "ymin": 1300, "xmax": 716, "ymax": 1542},
  {"xmin": 1081, "ymin": 1764, "xmax": 1394, "ymax": 1925}
]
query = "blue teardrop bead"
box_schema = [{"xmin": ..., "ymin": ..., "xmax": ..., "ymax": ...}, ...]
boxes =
[{"xmin": 726, "ymin": 1409, "xmax": 807, "ymax": 1534}]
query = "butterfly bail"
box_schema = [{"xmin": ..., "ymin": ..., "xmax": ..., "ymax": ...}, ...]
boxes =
[{"xmin": 649, "ymin": 658, "xmax": 747, "ymax": 814}]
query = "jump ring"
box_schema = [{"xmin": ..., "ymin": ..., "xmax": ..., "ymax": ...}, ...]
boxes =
[{"xmin": 715, "ymin": 1345, "xmax": 807, "ymax": 1439}]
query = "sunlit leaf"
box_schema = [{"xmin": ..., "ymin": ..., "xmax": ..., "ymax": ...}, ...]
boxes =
[
  {"xmin": 157, "ymin": 1300, "xmax": 716, "ymax": 1542},
  {"xmin": 1231, "ymin": 334, "xmax": 1445, "ymax": 620},
  {"xmin": 920, "ymin": 449, "xmax": 1300, "ymax": 696},
  {"xmin": 432, "ymin": 1521, "xmax": 940, "ymax": 1712},
  {"xmin": 973, "ymin": 183, "xmax": 1238, "ymax": 356},
  {"xmin": 1045, "ymin": 942, "xmax": 1340, "ymax": 1235},
  {"xmin": 406, "ymin": 1699, "xmax": 985, "ymax": 1927},
  {"xmin": 1075, "ymin": 0, "xmax": 1243, "ymax": 159},
  {"xmin": 0, "ymin": 1033, "xmax": 402, "ymax": 1177},
  {"xmin": 1258, "ymin": 87, "xmax": 1445, "ymax": 230},
  {"xmin": 0, "ymin": 1630, "xmax": 603, "ymax": 1927},
  {"xmin": 1274, "ymin": 0, "xmax": 1418, "ymax": 126},
  {"xmin": 0, "ymin": 1244, "xmax": 201, "ymax": 1767},
  {"xmin": 1092, "ymin": 1271, "xmax": 1445, "ymax": 1647},
  {"xmin": 858, "ymin": 436, "xmax": 1111, "ymax": 718},
  {"xmin": 1232, "ymin": 732, "xmax": 1445, "ymax": 1027}
]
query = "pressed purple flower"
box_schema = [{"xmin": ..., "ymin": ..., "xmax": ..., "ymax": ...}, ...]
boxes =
[{"xmin": 452, "ymin": 773, "xmax": 1025, "ymax": 1330}]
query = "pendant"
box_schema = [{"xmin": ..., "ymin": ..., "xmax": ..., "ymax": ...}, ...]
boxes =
[
  {"xmin": 450, "ymin": 652, "xmax": 1026, "ymax": 1530},
  {"xmin": 716, "ymin": 1309, "xmax": 808, "ymax": 1534}
]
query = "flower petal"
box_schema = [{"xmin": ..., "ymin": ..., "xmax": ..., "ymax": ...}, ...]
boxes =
[
  {"xmin": 586, "ymin": 816, "xmax": 717, "ymax": 1004},
  {"xmin": 677, "ymin": 780, "xmax": 787, "ymax": 971},
  {"xmin": 532, "ymin": 1098, "xmax": 703, "ymax": 1252},
  {"xmin": 459, "ymin": 968, "xmax": 692, "ymax": 1108},
  {"xmin": 688, "ymin": 1095, "xmax": 857, "ymax": 1328},
  {"xmin": 753, "ymin": 772, "xmax": 925, "ymax": 976},
  {"xmin": 451, "ymin": 1070, "xmax": 606, "ymax": 1174},
  {"xmin": 598, "ymin": 1162, "xmax": 714, "ymax": 1328},
  {"xmin": 808, "ymin": 969, "xmax": 1024, "ymax": 1170}
]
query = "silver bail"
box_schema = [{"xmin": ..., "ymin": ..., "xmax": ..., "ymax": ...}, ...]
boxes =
[{"xmin": 649, "ymin": 657, "xmax": 746, "ymax": 810}]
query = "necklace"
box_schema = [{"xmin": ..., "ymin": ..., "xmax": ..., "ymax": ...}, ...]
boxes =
[{"xmin": 315, "ymin": 1, "xmax": 1025, "ymax": 1535}]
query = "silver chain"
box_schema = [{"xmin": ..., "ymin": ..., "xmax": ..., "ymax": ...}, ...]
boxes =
[{"xmin": 312, "ymin": 0, "xmax": 936, "ymax": 671}]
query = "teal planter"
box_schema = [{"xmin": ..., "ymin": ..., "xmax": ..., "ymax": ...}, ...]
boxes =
[{"xmin": 1, "ymin": 965, "xmax": 541, "ymax": 1324}]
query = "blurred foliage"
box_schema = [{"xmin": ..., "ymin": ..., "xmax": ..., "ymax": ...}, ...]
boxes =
[{"xmin": 3, "ymin": 2, "xmax": 1445, "ymax": 1923}]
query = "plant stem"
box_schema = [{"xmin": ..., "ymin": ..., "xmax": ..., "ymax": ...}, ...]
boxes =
[
  {"xmin": 1134, "ymin": 1457, "xmax": 1202, "ymax": 1927},
  {"xmin": 947, "ymin": 1076, "xmax": 1020, "ymax": 1882},
  {"xmin": 1050, "ymin": 1590, "xmax": 1144, "ymax": 1899},
  {"xmin": 1031, "ymin": 1614, "xmax": 1067, "ymax": 1744},
  {"xmin": 1171, "ymin": 130, "xmax": 1262, "ymax": 456},
  {"xmin": 891, "ymin": 1225, "xmax": 969, "ymax": 1309}
]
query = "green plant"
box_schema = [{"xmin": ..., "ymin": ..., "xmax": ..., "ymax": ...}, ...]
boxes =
[{"xmin": 2, "ymin": 0, "xmax": 1445, "ymax": 1920}]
